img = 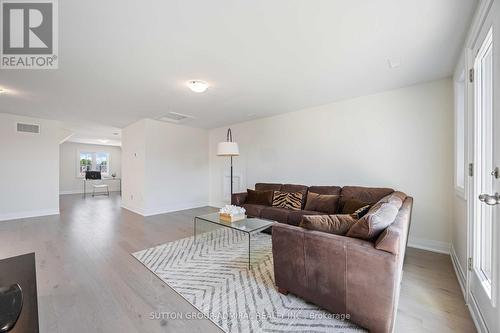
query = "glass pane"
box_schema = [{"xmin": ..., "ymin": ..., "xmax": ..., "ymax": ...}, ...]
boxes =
[
  {"xmin": 196, "ymin": 213, "xmax": 274, "ymax": 232},
  {"xmin": 79, "ymin": 152, "xmax": 93, "ymax": 176},
  {"xmin": 455, "ymin": 77, "xmax": 465, "ymax": 189},
  {"xmin": 95, "ymin": 152, "xmax": 109, "ymax": 174},
  {"xmin": 475, "ymin": 30, "xmax": 493, "ymax": 287}
]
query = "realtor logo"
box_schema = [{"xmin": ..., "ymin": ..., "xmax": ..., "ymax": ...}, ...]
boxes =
[{"xmin": 1, "ymin": 0, "xmax": 58, "ymax": 69}]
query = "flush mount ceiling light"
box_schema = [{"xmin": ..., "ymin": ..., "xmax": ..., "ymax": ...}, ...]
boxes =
[{"xmin": 187, "ymin": 80, "xmax": 209, "ymax": 93}]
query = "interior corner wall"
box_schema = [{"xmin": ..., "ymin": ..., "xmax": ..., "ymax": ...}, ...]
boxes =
[
  {"xmin": 450, "ymin": 50, "xmax": 469, "ymax": 287},
  {"xmin": 143, "ymin": 119, "xmax": 209, "ymax": 215},
  {"xmin": 59, "ymin": 142, "xmax": 122, "ymax": 194},
  {"xmin": 0, "ymin": 113, "xmax": 60, "ymax": 221},
  {"xmin": 121, "ymin": 119, "xmax": 209, "ymax": 216},
  {"xmin": 121, "ymin": 119, "xmax": 147, "ymax": 215},
  {"xmin": 208, "ymin": 78, "xmax": 454, "ymax": 252}
]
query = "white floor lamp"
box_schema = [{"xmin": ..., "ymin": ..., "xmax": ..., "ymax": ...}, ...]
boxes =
[{"xmin": 216, "ymin": 128, "xmax": 240, "ymax": 200}]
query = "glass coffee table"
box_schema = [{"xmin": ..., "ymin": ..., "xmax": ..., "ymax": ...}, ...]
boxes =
[{"xmin": 194, "ymin": 213, "xmax": 275, "ymax": 269}]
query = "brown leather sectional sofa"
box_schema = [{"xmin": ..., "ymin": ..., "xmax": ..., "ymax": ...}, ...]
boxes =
[{"xmin": 232, "ymin": 183, "xmax": 413, "ymax": 333}]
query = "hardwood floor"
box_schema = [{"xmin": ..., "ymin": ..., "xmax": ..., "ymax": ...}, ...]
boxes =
[{"xmin": 0, "ymin": 194, "xmax": 476, "ymax": 333}]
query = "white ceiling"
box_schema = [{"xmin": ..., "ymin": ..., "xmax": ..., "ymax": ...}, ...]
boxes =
[
  {"xmin": 0, "ymin": 0, "xmax": 477, "ymax": 129},
  {"xmin": 62, "ymin": 121, "xmax": 122, "ymax": 146}
]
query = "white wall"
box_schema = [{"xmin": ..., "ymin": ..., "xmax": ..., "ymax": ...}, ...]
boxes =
[
  {"xmin": 0, "ymin": 113, "xmax": 60, "ymax": 221},
  {"xmin": 209, "ymin": 78, "xmax": 454, "ymax": 252},
  {"xmin": 122, "ymin": 119, "xmax": 209, "ymax": 216},
  {"xmin": 450, "ymin": 51, "xmax": 469, "ymax": 290},
  {"xmin": 121, "ymin": 120, "xmax": 147, "ymax": 215},
  {"xmin": 59, "ymin": 142, "xmax": 122, "ymax": 194}
]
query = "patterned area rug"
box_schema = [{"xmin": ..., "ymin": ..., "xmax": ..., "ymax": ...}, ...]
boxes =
[{"xmin": 132, "ymin": 228, "xmax": 364, "ymax": 333}]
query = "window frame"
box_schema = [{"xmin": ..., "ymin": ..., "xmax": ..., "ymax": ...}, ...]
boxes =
[
  {"xmin": 454, "ymin": 69, "xmax": 466, "ymax": 199},
  {"xmin": 77, "ymin": 150, "xmax": 111, "ymax": 178}
]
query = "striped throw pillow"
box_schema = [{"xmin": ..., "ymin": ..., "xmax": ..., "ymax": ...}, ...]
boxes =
[{"xmin": 272, "ymin": 191, "xmax": 303, "ymax": 210}]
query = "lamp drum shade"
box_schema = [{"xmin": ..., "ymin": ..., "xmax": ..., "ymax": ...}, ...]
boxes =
[{"xmin": 217, "ymin": 142, "xmax": 240, "ymax": 156}]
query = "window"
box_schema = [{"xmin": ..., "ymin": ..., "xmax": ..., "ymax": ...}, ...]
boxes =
[
  {"xmin": 79, "ymin": 151, "xmax": 110, "ymax": 177},
  {"xmin": 454, "ymin": 70, "xmax": 466, "ymax": 195}
]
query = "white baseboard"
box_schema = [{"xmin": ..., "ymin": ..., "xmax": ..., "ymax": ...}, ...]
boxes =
[
  {"xmin": 60, "ymin": 190, "xmax": 120, "ymax": 195},
  {"xmin": 121, "ymin": 202, "xmax": 209, "ymax": 217},
  {"xmin": 449, "ymin": 247, "xmax": 490, "ymax": 333},
  {"xmin": 209, "ymin": 202, "xmax": 225, "ymax": 209},
  {"xmin": 121, "ymin": 204, "xmax": 146, "ymax": 216},
  {"xmin": 468, "ymin": 292, "xmax": 489, "ymax": 333},
  {"xmin": 450, "ymin": 243, "xmax": 467, "ymax": 297},
  {"xmin": 143, "ymin": 202, "xmax": 210, "ymax": 216},
  {"xmin": 60, "ymin": 190, "xmax": 81, "ymax": 195},
  {"xmin": 407, "ymin": 237, "xmax": 451, "ymax": 254},
  {"xmin": 0, "ymin": 208, "xmax": 60, "ymax": 222}
]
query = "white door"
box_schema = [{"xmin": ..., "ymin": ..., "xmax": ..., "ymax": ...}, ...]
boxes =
[{"xmin": 469, "ymin": 2, "xmax": 500, "ymax": 331}]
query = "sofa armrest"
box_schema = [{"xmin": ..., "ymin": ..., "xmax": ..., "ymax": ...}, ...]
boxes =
[
  {"xmin": 375, "ymin": 197, "xmax": 413, "ymax": 255},
  {"xmin": 345, "ymin": 234, "xmax": 398, "ymax": 333},
  {"xmin": 272, "ymin": 223, "xmax": 399, "ymax": 333},
  {"xmin": 272, "ymin": 224, "xmax": 381, "ymax": 312},
  {"xmin": 231, "ymin": 192, "xmax": 248, "ymax": 206}
]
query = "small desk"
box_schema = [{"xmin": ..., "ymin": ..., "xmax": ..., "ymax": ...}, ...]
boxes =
[{"xmin": 83, "ymin": 177, "xmax": 121, "ymax": 198}]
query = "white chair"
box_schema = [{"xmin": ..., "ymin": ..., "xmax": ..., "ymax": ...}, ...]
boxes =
[
  {"xmin": 92, "ymin": 183, "xmax": 110, "ymax": 197},
  {"xmin": 85, "ymin": 171, "xmax": 110, "ymax": 197}
]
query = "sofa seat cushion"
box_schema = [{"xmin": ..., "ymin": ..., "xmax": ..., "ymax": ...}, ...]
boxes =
[
  {"xmin": 300, "ymin": 214, "xmax": 358, "ymax": 235},
  {"xmin": 242, "ymin": 204, "xmax": 267, "ymax": 218},
  {"xmin": 261, "ymin": 207, "xmax": 291, "ymax": 224},
  {"xmin": 288, "ymin": 210, "xmax": 324, "ymax": 226}
]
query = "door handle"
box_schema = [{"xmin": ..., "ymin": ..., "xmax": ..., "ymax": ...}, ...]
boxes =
[
  {"xmin": 479, "ymin": 193, "xmax": 500, "ymax": 205},
  {"xmin": 491, "ymin": 167, "xmax": 499, "ymax": 179}
]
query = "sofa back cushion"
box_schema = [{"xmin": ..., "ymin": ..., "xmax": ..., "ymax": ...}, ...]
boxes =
[
  {"xmin": 304, "ymin": 192, "xmax": 340, "ymax": 214},
  {"xmin": 272, "ymin": 191, "xmax": 303, "ymax": 210},
  {"xmin": 246, "ymin": 189, "xmax": 274, "ymax": 206},
  {"xmin": 341, "ymin": 199, "xmax": 371, "ymax": 217},
  {"xmin": 300, "ymin": 214, "xmax": 357, "ymax": 235},
  {"xmin": 339, "ymin": 186, "xmax": 394, "ymax": 212},
  {"xmin": 346, "ymin": 192, "xmax": 406, "ymax": 241},
  {"xmin": 308, "ymin": 186, "xmax": 341, "ymax": 196},
  {"xmin": 255, "ymin": 183, "xmax": 282, "ymax": 191}
]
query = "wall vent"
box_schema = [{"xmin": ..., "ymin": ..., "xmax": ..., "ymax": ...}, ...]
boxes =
[
  {"xmin": 17, "ymin": 123, "xmax": 40, "ymax": 134},
  {"xmin": 158, "ymin": 112, "xmax": 194, "ymax": 124}
]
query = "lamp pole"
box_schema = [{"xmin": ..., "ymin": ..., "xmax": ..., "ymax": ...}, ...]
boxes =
[
  {"xmin": 216, "ymin": 128, "xmax": 239, "ymax": 204},
  {"xmin": 227, "ymin": 128, "xmax": 234, "ymax": 197},
  {"xmin": 230, "ymin": 155, "xmax": 233, "ymax": 197}
]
